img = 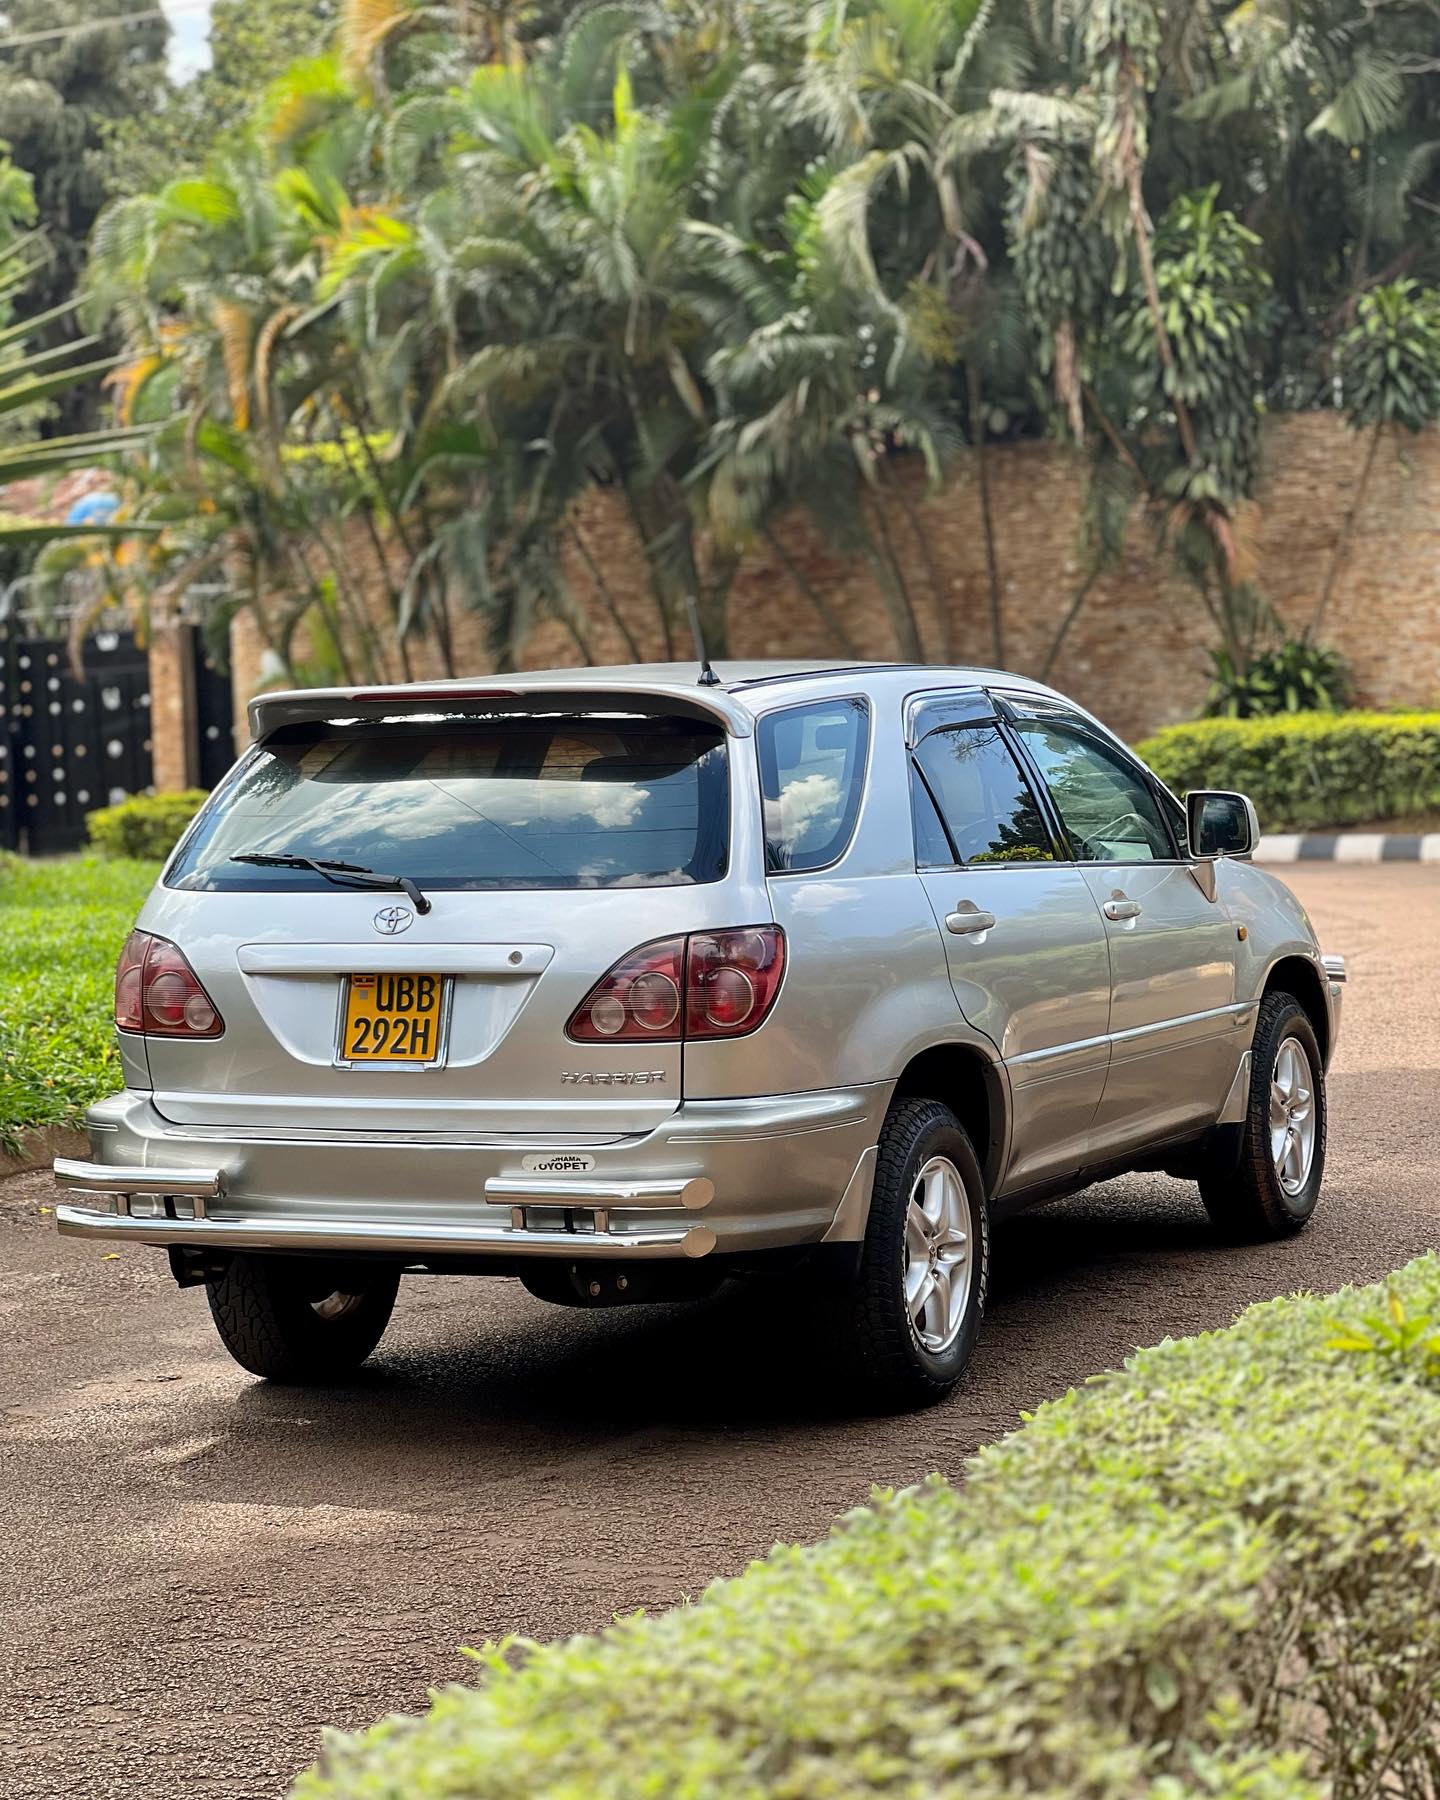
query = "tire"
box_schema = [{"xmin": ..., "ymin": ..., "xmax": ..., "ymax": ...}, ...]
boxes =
[
  {"xmin": 837, "ymin": 1098, "xmax": 990, "ymax": 1412},
  {"xmin": 205, "ymin": 1254, "xmax": 401, "ymax": 1382},
  {"xmin": 1199, "ymin": 992, "xmax": 1327, "ymax": 1242}
]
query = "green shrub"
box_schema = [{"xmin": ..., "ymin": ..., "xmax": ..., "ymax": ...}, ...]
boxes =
[
  {"xmin": 1137, "ymin": 709, "xmax": 1440, "ymax": 831},
  {"xmin": 1204, "ymin": 639, "xmax": 1352, "ymax": 719},
  {"xmin": 0, "ymin": 854, "xmax": 161, "ymax": 1150},
  {"xmin": 295, "ymin": 1255, "xmax": 1440, "ymax": 1800},
  {"xmin": 85, "ymin": 789, "xmax": 208, "ymax": 861}
]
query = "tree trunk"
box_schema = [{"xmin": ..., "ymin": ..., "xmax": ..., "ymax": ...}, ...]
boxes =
[
  {"xmin": 1308, "ymin": 421, "xmax": 1384, "ymax": 645},
  {"xmin": 968, "ymin": 364, "xmax": 1004, "ymax": 667},
  {"xmin": 1040, "ymin": 569, "xmax": 1100, "ymax": 682},
  {"xmin": 888, "ymin": 469, "xmax": 952, "ymax": 662},
  {"xmin": 761, "ymin": 525, "xmax": 858, "ymax": 656},
  {"xmin": 865, "ymin": 493, "xmax": 925, "ymax": 661},
  {"xmin": 695, "ymin": 546, "xmax": 738, "ymax": 664},
  {"xmin": 567, "ymin": 517, "xmax": 643, "ymax": 661}
]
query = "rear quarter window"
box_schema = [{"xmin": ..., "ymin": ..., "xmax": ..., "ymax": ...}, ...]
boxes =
[
  {"xmin": 167, "ymin": 714, "xmax": 730, "ymax": 892},
  {"xmin": 757, "ymin": 698, "xmax": 869, "ymax": 874}
]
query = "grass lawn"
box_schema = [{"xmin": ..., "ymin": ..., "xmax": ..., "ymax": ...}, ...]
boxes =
[{"xmin": 0, "ymin": 854, "xmax": 161, "ymax": 1152}]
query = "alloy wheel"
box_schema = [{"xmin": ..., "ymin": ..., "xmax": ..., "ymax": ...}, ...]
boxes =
[{"xmin": 903, "ymin": 1156, "xmax": 973, "ymax": 1353}]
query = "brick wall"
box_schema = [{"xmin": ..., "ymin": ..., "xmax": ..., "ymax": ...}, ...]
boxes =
[{"xmin": 199, "ymin": 408, "xmax": 1436, "ymax": 774}]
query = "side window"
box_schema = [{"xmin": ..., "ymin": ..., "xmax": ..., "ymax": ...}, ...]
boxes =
[
  {"xmin": 757, "ymin": 698, "xmax": 869, "ymax": 873},
  {"xmin": 911, "ymin": 724, "xmax": 1055, "ymax": 866},
  {"xmin": 1015, "ymin": 721, "xmax": 1174, "ymax": 863}
]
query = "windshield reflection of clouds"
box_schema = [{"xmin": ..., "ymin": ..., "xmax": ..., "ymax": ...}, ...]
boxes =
[{"xmin": 190, "ymin": 761, "xmax": 698, "ymax": 886}]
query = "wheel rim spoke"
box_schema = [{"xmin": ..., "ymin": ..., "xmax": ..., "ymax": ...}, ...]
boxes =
[
  {"xmin": 1269, "ymin": 1036, "xmax": 1318, "ymax": 1196},
  {"xmin": 903, "ymin": 1154, "xmax": 976, "ymax": 1354}
]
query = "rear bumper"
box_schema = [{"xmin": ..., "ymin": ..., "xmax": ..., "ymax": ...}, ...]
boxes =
[{"xmin": 53, "ymin": 1085, "xmax": 885, "ymax": 1263}]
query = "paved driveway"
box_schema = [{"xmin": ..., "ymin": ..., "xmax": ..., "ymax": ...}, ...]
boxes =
[{"xmin": 2, "ymin": 865, "xmax": 1436, "ymax": 1800}]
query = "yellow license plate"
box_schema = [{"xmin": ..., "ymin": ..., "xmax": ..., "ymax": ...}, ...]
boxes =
[{"xmin": 339, "ymin": 973, "xmax": 447, "ymax": 1064}]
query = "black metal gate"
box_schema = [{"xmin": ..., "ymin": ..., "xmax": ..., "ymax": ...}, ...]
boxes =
[
  {"xmin": 0, "ymin": 625, "xmax": 154, "ymax": 855},
  {"xmin": 192, "ymin": 631, "xmax": 237, "ymax": 790}
]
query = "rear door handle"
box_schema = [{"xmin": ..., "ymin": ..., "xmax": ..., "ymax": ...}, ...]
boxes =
[
  {"xmin": 1103, "ymin": 897, "xmax": 1143, "ymax": 921},
  {"xmin": 945, "ymin": 906, "xmax": 997, "ymax": 936}
]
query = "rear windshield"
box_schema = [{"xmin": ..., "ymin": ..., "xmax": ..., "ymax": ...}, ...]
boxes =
[{"xmin": 167, "ymin": 714, "xmax": 730, "ymax": 892}]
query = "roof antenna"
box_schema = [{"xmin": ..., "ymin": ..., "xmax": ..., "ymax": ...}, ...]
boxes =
[{"xmin": 685, "ymin": 594, "xmax": 722, "ymax": 686}]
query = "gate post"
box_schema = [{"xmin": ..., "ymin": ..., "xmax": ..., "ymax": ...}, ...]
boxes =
[{"xmin": 148, "ymin": 622, "xmax": 199, "ymax": 792}]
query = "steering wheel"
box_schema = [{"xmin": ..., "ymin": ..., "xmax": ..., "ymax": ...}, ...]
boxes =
[{"xmin": 1077, "ymin": 809, "xmax": 1152, "ymax": 860}]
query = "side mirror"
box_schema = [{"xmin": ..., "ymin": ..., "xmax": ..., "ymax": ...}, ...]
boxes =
[{"xmin": 1186, "ymin": 790, "xmax": 1259, "ymax": 860}]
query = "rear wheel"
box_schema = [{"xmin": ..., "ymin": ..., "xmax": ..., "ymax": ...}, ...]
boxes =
[
  {"xmin": 205, "ymin": 1254, "xmax": 400, "ymax": 1382},
  {"xmin": 1199, "ymin": 992, "xmax": 1327, "ymax": 1241},
  {"xmin": 835, "ymin": 1098, "xmax": 989, "ymax": 1412}
]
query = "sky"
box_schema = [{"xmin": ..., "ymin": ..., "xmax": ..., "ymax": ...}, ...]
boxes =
[{"xmin": 161, "ymin": 0, "xmax": 213, "ymax": 80}]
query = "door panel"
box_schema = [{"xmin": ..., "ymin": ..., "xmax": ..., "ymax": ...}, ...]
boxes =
[
  {"xmin": 907, "ymin": 718, "xmax": 1111, "ymax": 1192},
  {"xmin": 1080, "ymin": 863, "xmax": 1243, "ymax": 1151},
  {"xmin": 1009, "ymin": 712, "xmax": 1241, "ymax": 1157}
]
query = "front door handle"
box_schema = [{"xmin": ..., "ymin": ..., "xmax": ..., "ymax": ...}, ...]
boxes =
[
  {"xmin": 1103, "ymin": 896, "xmax": 1143, "ymax": 921},
  {"xmin": 945, "ymin": 904, "xmax": 997, "ymax": 936}
]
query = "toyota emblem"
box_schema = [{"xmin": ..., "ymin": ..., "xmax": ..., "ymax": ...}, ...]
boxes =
[{"xmin": 373, "ymin": 904, "xmax": 414, "ymax": 936}]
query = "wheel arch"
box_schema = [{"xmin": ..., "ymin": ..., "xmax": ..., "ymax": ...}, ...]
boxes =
[
  {"xmin": 1262, "ymin": 954, "xmax": 1331, "ymax": 1064},
  {"xmin": 890, "ymin": 1042, "xmax": 1007, "ymax": 1196}
]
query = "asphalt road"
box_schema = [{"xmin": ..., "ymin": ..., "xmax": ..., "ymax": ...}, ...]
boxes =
[{"xmin": 3, "ymin": 864, "xmax": 1437, "ymax": 1800}]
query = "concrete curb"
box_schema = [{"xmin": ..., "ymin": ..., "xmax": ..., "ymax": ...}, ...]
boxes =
[
  {"xmin": 1254, "ymin": 834, "xmax": 1440, "ymax": 865},
  {"xmin": 0, "ymin": 1125, "xmax": 87, "ymax": 1183}
]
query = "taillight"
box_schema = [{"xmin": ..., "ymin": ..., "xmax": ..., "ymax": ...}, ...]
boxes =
[
  {"xmin": 114, "ymin": 931, "xmax": 224, "ymax": 1038},
  {"xmin": 566, "ymin": 927, "xmax": 785, "ymax": 1044}
]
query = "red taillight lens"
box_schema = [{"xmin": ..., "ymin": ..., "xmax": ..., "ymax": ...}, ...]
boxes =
[
  {"xmin": 566, "ymin": 927, "xmax": 785, "ymax": 1044},
  {"xmin": 568, "ymin": 937, "xmax": 688, "ymax": 1042},
  {"xmin": 686, "ymin": 928, "xmax": 785, "ymax": 1039},
  {"xmin": 115, "ymin": 931, "xmax": 148, "ymax": 1032},
  {"xmin": 114, "ymin": 931, "xmax": 224, "ymax": 1038}
]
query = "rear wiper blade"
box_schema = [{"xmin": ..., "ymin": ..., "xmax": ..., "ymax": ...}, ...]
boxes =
[{"xmin": 229, "ymin": 852, "xmax": 432, "ymax": 915}]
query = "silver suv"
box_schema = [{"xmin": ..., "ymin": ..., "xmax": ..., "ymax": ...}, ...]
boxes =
[{"xmin": 54, "ymin": 663, "xmax": 1344, "ymax": 1409}]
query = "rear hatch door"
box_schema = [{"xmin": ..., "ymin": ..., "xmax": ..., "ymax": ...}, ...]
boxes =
[{"xmin": 141, "ymin": 702, "xmax": 764, "ymax": 1136}]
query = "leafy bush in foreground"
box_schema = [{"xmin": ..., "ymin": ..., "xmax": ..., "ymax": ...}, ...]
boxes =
[
  {"xmin": 1138, "ymin": 710, "xmax": 1440, "ymax": 831},
  {"xmin": 295, "ymin": 1256, "xmax": 1440, "ymax": 1800},
  {"xmin": 0, "ymin": 855, "xmax": 160, "ymax": 1150},
  {"xmin": 86, "ymin": 789, "xmax": 208, "ymax": 862}
]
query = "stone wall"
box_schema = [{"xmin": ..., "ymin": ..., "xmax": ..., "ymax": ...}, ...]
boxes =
[{"xmin": 157, "ymin": 407, "xmax": 1439, "ymax": 779}]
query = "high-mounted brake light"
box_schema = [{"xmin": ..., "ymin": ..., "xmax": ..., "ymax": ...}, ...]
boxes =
[
  {"xmin": 348, "ymin": 687, "xmax": 519, "ymax": 703},
  {"xmin": 115, "ymin": 931, "xmax": 224, "ymax": 1039},
  {"xmin": 566, "ymin": 927, "xmax": 785, "ymax": 1044}
]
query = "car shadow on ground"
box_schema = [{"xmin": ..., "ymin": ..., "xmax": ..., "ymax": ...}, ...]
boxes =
[{"xmin": 202, "ymin": 1176, "xmax": 1247, "ymax": 1457}]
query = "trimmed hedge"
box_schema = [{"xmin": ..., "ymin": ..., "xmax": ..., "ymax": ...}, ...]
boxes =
[
  {"xmin": 295, "ymin": 1256, "xmax": 1440, "ymax": 1800},
  {"xmin": 86, "ymin": 788, "xmax": 208, "ymax": 861},
  {"xmin": 1137, "ymin": 709, "xmax": 1440, "ymax": 832}
]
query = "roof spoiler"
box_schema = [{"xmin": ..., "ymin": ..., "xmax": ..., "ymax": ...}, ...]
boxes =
[{"xmin": 247, "ymin": 679, "xmax": 755, "ymax": 743}]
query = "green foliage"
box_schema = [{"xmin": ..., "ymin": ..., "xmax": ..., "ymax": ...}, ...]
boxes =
[
  {"xmin": 1205, "ymin": 639, "xmax": 1352, "ymax": 719},
  {"xmin": 296, "ymin": 1253, "xmax": 1440, "ymax": 1800},
  {"xmin": 80, "ymin": 0, "xmax": 1440, "ymax": 682},
  {"xmin": 85, "ymin": 790, "xmax": 207, "ymax": 862},
  {"xmin": 107, "ymin": 1, "xmax": 341, "ymax": 196},
  {"xmin": 1137, "ymin": 710, "xmax": 1440, "ymax": 832},
  {"xmin": 1119, "ymin": 188, "xmax": 1271, "ymax": 512},
  {"xmin": 0, "ymin": 0, "xmax": 170, "ymax": 433},
  {"xmin": 0, "ymin": 854, "xmax": 159, "ymax": 1151},
  {"xmin": 1338, "ymin": 280, "xmax": 1440, "ymax": 433},
  {"xmin": 1330, "ymin": 1284, "xmax": 1440, "ymax": 1384}
]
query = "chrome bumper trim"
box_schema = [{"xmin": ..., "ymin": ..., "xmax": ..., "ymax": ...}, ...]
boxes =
[
  {"xmin": 54, "ymin": 1158, "xmax": 223, "ymax": 1202},
  {"xmin": 482, "ymin": 1175, "xmax": 714, "ymax": 1210},
  {"xmin": 54, "ymin": 1206, "xmax": 715, "ymax": 1260},
  {"xmin": 1322, "ymin": 954, "xmax": 1347, "ymax": 984}
]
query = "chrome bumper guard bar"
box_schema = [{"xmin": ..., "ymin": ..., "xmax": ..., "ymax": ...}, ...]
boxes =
[
  {"xmin": 1322, "ymin": 954, "xmax": 1347, "ymax": 984},
  {"xmin": 52, "ymin": 1159, "xmax": 718, "ymax": 1260}
]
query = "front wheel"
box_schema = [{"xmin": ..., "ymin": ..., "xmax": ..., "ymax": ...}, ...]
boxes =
[
  {"xmin": 837, "ymin": 1098, "xmax": 990, "ymax": 1412},
  {"xmin": 205, "ymin": 1254, "xmax": 400, "ymax": 1382},
  {"xmin": 1199, "ymin": 992, "xmax": 1327, "ymax": 1241}
]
